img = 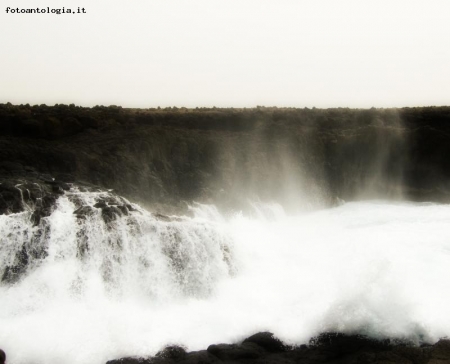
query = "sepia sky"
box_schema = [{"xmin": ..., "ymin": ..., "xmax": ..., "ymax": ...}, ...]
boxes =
[{"xmin": 1, "ymin": 0, "xmax": 449, "ymax": 108}]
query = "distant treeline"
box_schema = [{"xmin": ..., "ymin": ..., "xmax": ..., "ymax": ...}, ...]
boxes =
[{"xmin": 1, "ymin": 102, "xmax": 449, "ymax": 139}]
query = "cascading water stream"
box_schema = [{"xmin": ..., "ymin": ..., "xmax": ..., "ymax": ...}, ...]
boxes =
[{"xmin": 1, "ymin": 187, "xmax": 450, "ymax": 364}]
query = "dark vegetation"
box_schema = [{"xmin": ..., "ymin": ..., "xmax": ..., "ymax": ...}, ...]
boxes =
[{"xmin": 1, "ymin": 103, "xmax": 450, "ymax": 213}]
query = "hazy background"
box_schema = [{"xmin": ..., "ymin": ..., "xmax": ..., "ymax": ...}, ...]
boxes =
[{"xmin": 1, "ymin": 0, "xmax": 449, "ymax": 108}]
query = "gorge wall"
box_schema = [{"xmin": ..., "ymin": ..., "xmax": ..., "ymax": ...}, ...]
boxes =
[
  {"xmin": 1, "ymin": 104, "xmax": 450, "ymax": 214},
  {"xmin": 2, "ymin": 103, "xmax": 450, "ymax": 364}
]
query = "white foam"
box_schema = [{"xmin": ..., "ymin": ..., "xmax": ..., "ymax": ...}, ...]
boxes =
[{"xmin": 1, "ymin": 197, "xmax": 450, "ymax": 364}]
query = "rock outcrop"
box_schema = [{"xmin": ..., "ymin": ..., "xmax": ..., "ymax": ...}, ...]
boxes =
[
  {"xmin": 1, "ymin": 103, "xmax": 450, "ymax": 213},
  {"xmin": 0, "ymin": 177, "xmax": 168, "ymax": 284},
  {"xmin": 105, "ymin": 332, "xmax": 450, "ymax": 364}
]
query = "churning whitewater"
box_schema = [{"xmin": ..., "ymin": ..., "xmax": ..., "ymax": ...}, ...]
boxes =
[{"xmin": 1, "ymin": 188, "xmax": 450, "ymax": 364}]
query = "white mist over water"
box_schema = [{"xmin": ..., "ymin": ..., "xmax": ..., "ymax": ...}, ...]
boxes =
[{"xmin": 1, "ymin": 190, "xmax": 450, "ymax": 364}]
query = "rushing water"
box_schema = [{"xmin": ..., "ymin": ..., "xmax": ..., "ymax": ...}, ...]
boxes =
[{"xmin": 1, "ymin": 188, "xmax": 450, "ymax": 364}]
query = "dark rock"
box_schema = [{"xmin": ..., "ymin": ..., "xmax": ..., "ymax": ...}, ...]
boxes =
[
  {"xmin": 41, "ymin": 195, "xmax": 57, "ymax": 209},
  {"xmin": 0, "ymin": 161, "xmax": 24, "ymax": 173},
  {"xmin": 430, "ymin": 339, "xmax": 450, "ymax": 361},
  {"xmin": 126, "ymin": 204, "xmax": 136, "ymax": 212},
  {"xmin": 156, "ymin": 345, "xmax": 187, "ymax": 361},
  {"xmin": 31, "ymin": 194, "xmax": 58, "ymax": 225},
  {"xmin": 0, "ymin": 348, "xmax": 5, "ymax": 364},
  {"xmin": 1, "ymin": 223, "xmax": 50, "ymax": 283},
  {"xmin": 107, "ymin": 350, "xmax": 216, "ymax": 364},
  {"xmin": 53, "ymin": 173, "xmax": 74, "ymax": 183},
  {"xmin": 52, "ymin": 184, "xmax": 65, "ymax": 194},
  {"xmin": 242, "ymin": 332, "xmax": 288, "ymax": 353},
  {"xmin": 59, "ymin": 182, "xmax": 71, "ymax": 191},
  {"xmin": 74, "ymin": 206, "xmax": 96, "ymax": 219},
  {"xmin": 45, "ymin": 180, "xmax": 71, "ymax": 192},
  {"xmin": 106, "ymin": 358, "xmax": 151, "ymax": 364},
  {"xmin": 0, "ymin": 182, "xmax": 23, "ymax": 214},
  {"xmin": 117, "ymin": 205, "xmax": 129, "ymax": 216},
  {"xmin": 154, "ymin": 213, "xmax": 171, "ymax": 222},
  {"xmin": 309, "ymin": 332, "xmax": 387, "ymax": 355},
  {"xmin": 373, "ymin": 350, "xmax": 411, "ymax": 363},
  {"xmin": 392, "ymin": 345, "xmax": 431, "ymax": 364},
  {"xmin": 39, "ymin": 174, "xmax": 55, "ymax": 183},
  {"xmin": 0, "ymin": 177, "xmax": 68, "ymax": 283},
  {"xmin": 101, "ymin": 206, "xmax": 123, "ymax": 224},
  {"xmin": 1, "ymin": 244, "xmax": 29, "ymax": 283},
  {"xmin": 106, "ymin": 333, "xmax": 450, "ymax": 364},
  {"xmin": 178, "ymin": 350, "xmax": 218, "ymax": 364},
  {"xmin": 207, "ymin": 342, "xmax": 264, "ymax": 360},
  {"xmin": 94, "ymin": 201, "xmax": 108, "ymax": 208}
]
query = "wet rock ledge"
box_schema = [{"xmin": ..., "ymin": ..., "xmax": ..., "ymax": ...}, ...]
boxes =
[{"xmin": 106, "ymin": 332, "xmax": 450, "ymax": 364}]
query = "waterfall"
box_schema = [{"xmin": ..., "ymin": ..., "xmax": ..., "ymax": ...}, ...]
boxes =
[
  {"xmin": 0, "ymin": 187, "xmax": 234, "ymax": 299},
  {"xmin": 1, "ymin": 184, "xmax": 450, "ymax": 364}
]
